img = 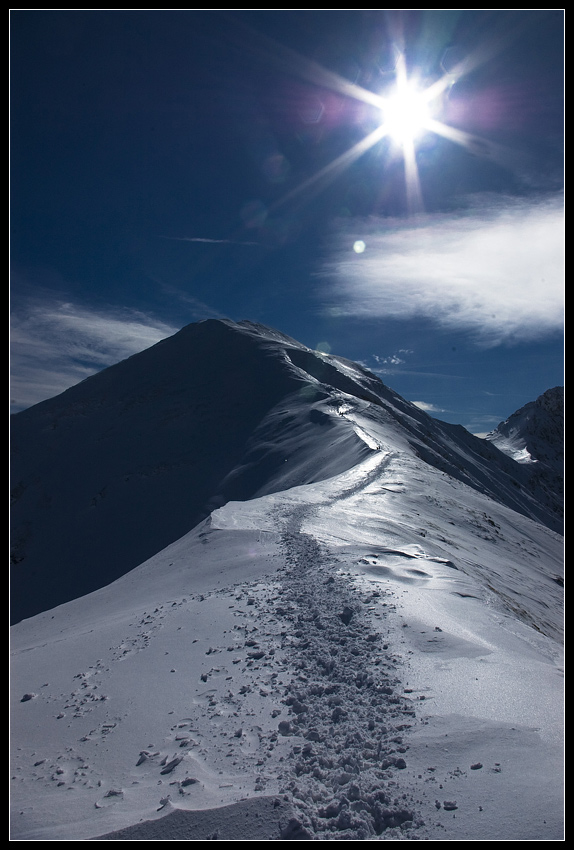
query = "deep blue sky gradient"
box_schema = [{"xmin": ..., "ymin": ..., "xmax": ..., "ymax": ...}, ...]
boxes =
[{"xmin": 10, "ymin": 10, "xmax": 564, "ymax": 432}]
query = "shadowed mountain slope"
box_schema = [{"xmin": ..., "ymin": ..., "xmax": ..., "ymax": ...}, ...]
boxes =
[{"xmin": 10, "ymin": 319, "xmax": 562, "ymax": 623}]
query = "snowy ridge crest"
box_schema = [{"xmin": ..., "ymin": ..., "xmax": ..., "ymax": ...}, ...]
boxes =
[{"xmin": 11, "ymin": 320, "xmax": 563, "ymax": 623}]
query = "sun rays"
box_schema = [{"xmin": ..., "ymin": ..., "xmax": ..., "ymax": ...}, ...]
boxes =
[{"xmin": 236, "ymin": 19, "xmax": 511, "ymax": 218}]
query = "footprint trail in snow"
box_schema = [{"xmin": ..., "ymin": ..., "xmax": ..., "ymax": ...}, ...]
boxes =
[{"xmin": 257, "ymin": 501, "xmax": 423, "ymax": 839}]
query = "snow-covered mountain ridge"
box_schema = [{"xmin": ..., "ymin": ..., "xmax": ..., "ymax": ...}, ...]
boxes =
[
  {"xmin": 10, "ymin": 319, "xmax": 562, "ymax": 624},
  {"xmin": 10, "ymin": 320, "xmax": 563, "ymax": 840}
]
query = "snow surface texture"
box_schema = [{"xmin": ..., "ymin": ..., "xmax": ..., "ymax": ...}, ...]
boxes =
[{"xmin": 11, "ymin": 320, "xmax": 563, "ymax": 840}]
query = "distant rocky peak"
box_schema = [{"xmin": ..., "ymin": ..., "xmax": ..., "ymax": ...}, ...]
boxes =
[
  {"xmin": 535, "ymin": 386, "xmax": 564, "ymax": 415},
  {"xmin": 488, "ymin": 387, "xmax": 563, "ymax": 457}
]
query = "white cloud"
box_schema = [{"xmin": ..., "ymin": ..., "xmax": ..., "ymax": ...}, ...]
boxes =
[
  {"xmin": 373, "ymin": 350, "xmax": 415, "ymax": 367},
  {"xmin": 10, "ymin": 301, "xmax": 178, "ymax": 411},
  {"xmin": 322, "ymin": 194, "xmax": 564, "ymax": 345},
  {"xmin": 412, "ymin": 400, "xmax": 445, "ymax": 413}
]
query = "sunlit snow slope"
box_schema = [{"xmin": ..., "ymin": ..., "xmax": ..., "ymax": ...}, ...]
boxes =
[
  {"xmin": 10, "ymin": 319, "xmax": 562, "ymax": 623},
  {"xmin": 10, "ymin": 320, "xmax": 563, "ymax": 841}
]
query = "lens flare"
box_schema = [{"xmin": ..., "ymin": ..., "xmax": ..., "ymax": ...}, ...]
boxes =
[{"xmin": 233, "ymin": 15, "xmax": 511, "ymax": 218}]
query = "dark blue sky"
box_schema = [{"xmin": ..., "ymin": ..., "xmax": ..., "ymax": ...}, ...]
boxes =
[{"xmin": 10, "ymin": 10, "xmax": 563, "ymax": 432}]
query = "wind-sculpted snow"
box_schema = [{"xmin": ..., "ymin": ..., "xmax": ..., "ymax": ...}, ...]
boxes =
[
  {"xmin": 11, "ymin": 422, "xmax": 563, "ymax": 839},
  {"xmin": 10, "ymin": 498, "xmax": 425, "ymax": 839}
]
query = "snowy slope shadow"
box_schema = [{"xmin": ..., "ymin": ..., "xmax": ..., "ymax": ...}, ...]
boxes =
[{"xmin": 94, "ymin": 796, "xmax": 308, "ymax": 841}]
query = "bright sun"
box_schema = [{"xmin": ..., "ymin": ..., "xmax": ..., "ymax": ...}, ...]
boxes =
[
  {"xmin": 271, "ymin": 43, "xmax": 478, "ymax": 215},
  {"xmin": 381, "ymin": 82, "xmax": 431, "ymax": 148}
]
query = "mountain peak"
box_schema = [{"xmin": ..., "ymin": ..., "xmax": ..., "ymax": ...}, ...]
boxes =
[
  {"xmin": 486, "ymin": 386, "xmax": 564, "ymax": 467},
  {"xmin": 10, "ymin": 320, "xmax": 379, "ymax": 621},
  {"xmin": 11, "ymin": 321, "xmax": 563, "ymax": 623}
]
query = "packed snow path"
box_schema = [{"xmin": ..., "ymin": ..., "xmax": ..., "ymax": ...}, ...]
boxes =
[{"xmin": 264, "ymin": 501, "xmax": 423, "ymax": 838}]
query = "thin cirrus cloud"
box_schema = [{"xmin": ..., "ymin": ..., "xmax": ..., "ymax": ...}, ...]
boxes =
[
  {"xmin": 322, "ymin": 194, "xmax": 564, "ymax": 346},
  {"xmin": 158, "ymin": 235, "xmax": 261, "ymax": 246},
  {"xmin": 10, "ymin": 301, "xmax": 178, "ymax": 412}
]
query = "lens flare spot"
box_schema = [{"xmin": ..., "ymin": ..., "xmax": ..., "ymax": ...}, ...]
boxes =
[{"xmin": 353, "ymin": 240, "xmax": 366, "ymax": 253}]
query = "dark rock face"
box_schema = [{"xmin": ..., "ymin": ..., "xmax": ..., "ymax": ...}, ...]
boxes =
[{"xmin": 486, "ymin": 387, "xmax": 564, "ymax": 531}]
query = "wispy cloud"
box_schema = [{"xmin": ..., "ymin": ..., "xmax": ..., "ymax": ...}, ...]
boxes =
[
  {"xmin": 144, "ymin": 273, "xmax": 231, "ymax": 322},
  {"xmin": 373, "ymin": 352, "xmax": 409, "ymax": 366},
  {"xmin": 10, "ymin": 300, "xmax": 178, "ymax": 411},
  {"xmin": 321, "ymin": 194, "xmax": 563, "ymax": 345},
  {"xmin": 158, "ymin": 235, "xmax": 261, "ymax": 246},
  {"xmin": 411, "ymin": 400, "xmax": 445, "ymax": 413}
]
